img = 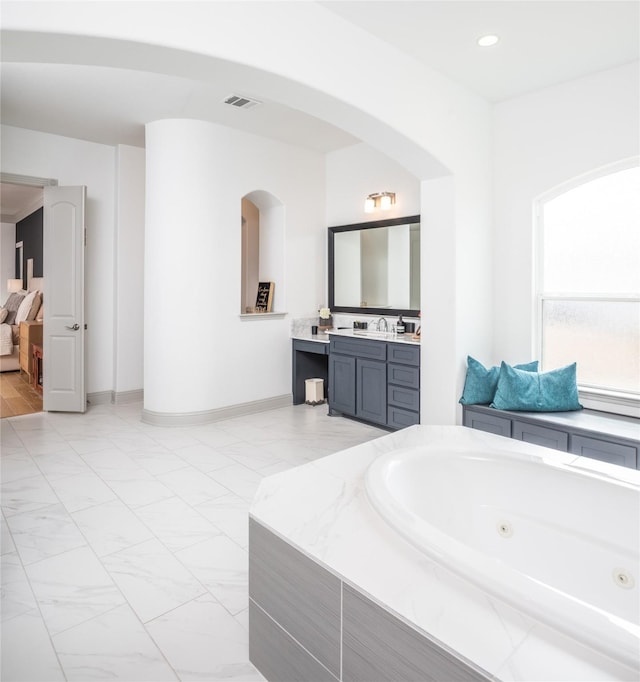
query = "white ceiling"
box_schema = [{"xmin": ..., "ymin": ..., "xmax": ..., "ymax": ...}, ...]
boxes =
[
  {"xmin": 322, "ymin": 1, "xmax": 640, "ymax": 102},
  {"xmin": 0, "ymin": 183, "xmax": 43, "ymax": 223},
  {"xmin": 0, "ymin": 0, "xmax": 637, "ymax": 220}
]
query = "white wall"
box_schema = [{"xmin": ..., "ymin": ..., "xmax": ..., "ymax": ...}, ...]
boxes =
[
  {"xmin": 114, "ymin": 144, "xmax": 145, "ymax": 395},
  {"xmin": 493, "ymin": 62, "xmax": 640, "ymax": 365},
  {"xmin": 1, "ymin": 222, "xmax": 17, "ymax": 303},
  {"xmin": 1, "ymin": 125, "xmax": 116, "ymax": 395},
  {"xmin": 326, "ymin": 144, "xmax": 421, "ymax": 226},
  {"xmin": 144, "ymin": 119, "xmax": 325, "ymax": 416}
]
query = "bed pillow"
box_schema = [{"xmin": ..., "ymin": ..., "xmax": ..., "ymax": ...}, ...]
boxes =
[
  {"xmin": 491, "ymin": 361, "xmax": 582, "ymax": 412},
  {"xmin": 0, "ymin": 308, "xmax": 7, "ymax": 324},
  {"xmin": 26, "ymin": 292, "xmax": 42, "ymax": 321},
  {"xmin": 459, "ymin": 356, "xmax": 539, "ymax": 405},
  {"xmin": 15, "ymin": 289, "xmax": 39, "ymax": 325},
  {"xmin": 2, "ymin": 292, "xmax": 25, "ymax": 325}
]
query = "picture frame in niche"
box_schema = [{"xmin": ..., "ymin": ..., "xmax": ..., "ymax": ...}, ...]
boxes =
[{"xmin": 255, "ymin": 281, "xmax": 275, "ymax": 312}]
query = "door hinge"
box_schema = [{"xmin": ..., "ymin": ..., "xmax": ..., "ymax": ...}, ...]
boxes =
[{"xmin": 84, "ymin": 228, "xmax": 87, "ymax": 246}]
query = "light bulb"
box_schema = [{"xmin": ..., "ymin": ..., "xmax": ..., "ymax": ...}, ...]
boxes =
[
  {"xmin": 380, "ymin": 194, "xmax": 392, "ymax": 210},
  {"xmin": 364, "ymin": 197, "xmax": 375, "ymax": 213}
]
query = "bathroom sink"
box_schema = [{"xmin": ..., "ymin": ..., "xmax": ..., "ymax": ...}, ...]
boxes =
[{"xmin": 351, "ymin": 329, "xmax": 397, "ymax": 339}]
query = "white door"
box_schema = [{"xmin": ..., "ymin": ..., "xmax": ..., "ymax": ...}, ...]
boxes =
[{"xmin": 43, "ymin": 186, "xmax": 86, "ymax": 412}]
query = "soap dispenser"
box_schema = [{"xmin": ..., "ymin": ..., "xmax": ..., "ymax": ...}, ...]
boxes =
[{"xmin": 396, "ymin": 315, "xmax": 405, "ymax": 334}]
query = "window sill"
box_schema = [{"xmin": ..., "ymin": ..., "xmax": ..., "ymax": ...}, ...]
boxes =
[
  {"xmin": 239, "ymin": 312, "xmax": 288, "ymax": 320},
  {"xmin": 578, "ymin": 387, "xmax": 640, "ymax": 419}
]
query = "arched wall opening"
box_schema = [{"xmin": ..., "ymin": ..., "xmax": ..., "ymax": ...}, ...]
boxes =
[
  {"xmin": 242, "ymin": 190, "xmax": 285, "ymax": 315},
  {"xmin": 2, "ymin": 5, "xmax": 494, "ymax": 425}
]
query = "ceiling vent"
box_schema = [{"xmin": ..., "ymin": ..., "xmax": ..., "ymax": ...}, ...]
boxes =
[{"xmin": 223, "ymin": 94, "xmax": 261, "ymax": 110}]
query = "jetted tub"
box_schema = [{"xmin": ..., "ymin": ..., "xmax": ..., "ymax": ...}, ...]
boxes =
[{"xmin": 366, "ymin": 445, "xmax": 640, "ymax": 670}]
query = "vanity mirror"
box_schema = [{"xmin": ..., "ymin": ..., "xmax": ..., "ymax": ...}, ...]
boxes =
[{"xmin": 328, "ymin": 215, "xmax": 420, "ymax": 317}]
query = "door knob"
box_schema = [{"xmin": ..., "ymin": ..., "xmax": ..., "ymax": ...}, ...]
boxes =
[{"xmin": 65, "ymin": 323, "xmax": 80, "ymax": 331}]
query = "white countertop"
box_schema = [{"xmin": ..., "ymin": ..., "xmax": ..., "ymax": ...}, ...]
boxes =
[
  {"xmin": 250, "ymin": 426, "xmax": 638, "ymax": 682},
  {"xmin": 291, "ymin": 328, "xmax": 420, "ymax": 345}
]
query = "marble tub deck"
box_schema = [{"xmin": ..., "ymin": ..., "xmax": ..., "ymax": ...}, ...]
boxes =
[
  {"xmin": 1, "ymin": 401, "xmax": 387, "ymax": 682},
  {"xmin": 250, "ymin": 425, "xmax": 640, "ymax": 682}
]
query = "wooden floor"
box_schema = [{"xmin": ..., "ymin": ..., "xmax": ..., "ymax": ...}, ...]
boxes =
[{"xmin": 0, "ymin": 370, "xmax": 43, "ymax": 418}]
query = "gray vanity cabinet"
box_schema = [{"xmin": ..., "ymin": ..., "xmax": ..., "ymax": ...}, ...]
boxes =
[
  {"xmin": 329, "ymin": 336, "xmax": 387, "ymax": 427},
  {"xmin": 329, "ymin": 336, "xmax": 420, "ymax": 430}
]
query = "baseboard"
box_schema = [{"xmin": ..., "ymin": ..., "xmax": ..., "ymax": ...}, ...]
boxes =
[
  {"xmin": 141, "ymin": 394, "xmax": 292, "ymax": 427},
  {"xmin": 114, "ymin": 389, "xmax": 144, "ymax": 404},
  {"xmin": 86, "ymin": 389, "xmax": 144, "ymax": 406},
  {"xmin": 86, "ymin": 391, "xmax": 113, "ymax": 406}
]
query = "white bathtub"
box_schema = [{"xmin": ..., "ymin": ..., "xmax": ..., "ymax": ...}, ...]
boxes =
[{"xmin": 366, "ymin": 445, "xmax": 640, "ymax": 670}]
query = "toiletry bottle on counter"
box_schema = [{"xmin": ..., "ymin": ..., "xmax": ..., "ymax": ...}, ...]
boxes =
[{"xmin": 396, "ymin": 315, "xmax": 405, "ymax": 334}]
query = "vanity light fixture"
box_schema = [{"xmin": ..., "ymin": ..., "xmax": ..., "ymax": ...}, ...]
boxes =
[
  {"xmin": 364, "ymin": 192, "xmax": 396, "ymax": 213},
  {"xmin": 7, "ymin": 278, "xmax": 22, "ymax": 293}
]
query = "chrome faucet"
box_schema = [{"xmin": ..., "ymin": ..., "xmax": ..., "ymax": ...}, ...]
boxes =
[{"xmin": 375, "ymin": 316, "xmax": 388, "ymax": 332}]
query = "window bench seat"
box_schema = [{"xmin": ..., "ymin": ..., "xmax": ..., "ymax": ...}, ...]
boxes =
[{"xmin": 462, "ymin": 404, "xmax": 640, "ymax": 470}]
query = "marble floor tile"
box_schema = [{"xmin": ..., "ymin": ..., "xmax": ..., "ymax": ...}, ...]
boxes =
[
  {"xmin": 72, "ymin": 498, "xmax": 154, "ymax": 557},
  {"xmin": 175, "ymin": 535, "xmax": 248, "ymax": 615},
  {"xmin": 1, "ymin": 473, "xmax": 60, "ymax": 517},
  {"xmin": 196, "ymin": 493, "xmax": 250, "ymax": 549},
  {"xmin": 101, "ymin": 538, "xmax": 206, "ymax": 623},
  {"xmin": 25, "ymin": 545, "xmax": 126, "ymax": 635},
  {"xmin": 133, "ymin": 496, "xmax": 221, "ymax": 552},
  {"xmin": 100, "ymin": 471, "xmax": 175, "ymax": 509},
  {"xmin": 1, "ymin": 609, "xmax": 66, "ymax": 682},
  {"xmin": 47, "ymin": 470, "xmax": 117, "ymax": 513},
  {"xmin": 1, "ymin": 552, "xmax": 38, "ymax": 622},
  {"xmin": 173, "ymin": 442, "xmax": 239, "ymax": 472},
  {"xmin": 1, "ymin": 401, "xmax": 384, "ymax": 682},
  {"xmin": 209, "ymin": 463, "xmax": 263, "ymax": 502},
  {"xmin": 53, "ymin": 603, "xmax": 178, "ymax": 681},
  {"xmin": 155, "ymin": 465, "xmax": 229, "ymax": 506},
  {"xmin": 1, "ymin": 515, "xmax": 17, "ymax": 555},
  {"xmin": 126, "ymin": 445, "xmax": 189, "ymax": 475},
  {"xmin": 6, "ymin": 502, "xmax": 87, "ymax": 564},
  {"xmin": 31, "ymin": 448, "xmax": 93, "ymax": 480},
  {"xmin": 0, "ymin": 451, "xmax": 42, "ymax": 483},
  {"xmin": 145, "ymin": 594, "xmax": 265, "ymax": 681}
]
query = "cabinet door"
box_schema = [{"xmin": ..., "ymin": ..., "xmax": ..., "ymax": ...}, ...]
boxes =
[
  {"xmin": 356, "ymin": 359, "xmax": 387, "ymax": 426},
  {"xmin": 329, "ymin": 353, "xmax": 356, "ymax": 416}
]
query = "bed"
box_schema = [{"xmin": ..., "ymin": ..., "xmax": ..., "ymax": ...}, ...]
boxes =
[{"xmin": 0, "ymin": 283, "xmax": 43, "ymax": 373}]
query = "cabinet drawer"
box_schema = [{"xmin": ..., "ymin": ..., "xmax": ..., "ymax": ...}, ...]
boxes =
[
  {"xmin": 293, "ymin": 339, "xmax": 328, "ymax": 355},
  {"xmin": 387, "ymin": 385, "xmax": 419, "ymax": 412},
  {"xmin": 387, "ymin": 363, "xmax": 419, "ymax": 390},
  {"xmin": 330, "ymin": 336, "xmax": 386, "ymax": 361},
  {"xmin": 570, "ymin": 435, "xmax": 637, "ymax": 469},
  {"xmin": 463, "ymin": 408, "xmax": 511, "ymax": 438},
  {"xmin": 513, "ymin": 421, "xmax": 568, "ymax": 452},
  {"xmin": 388, "ymin": 343, "xmax": 420, "ymax": 367},
  {"xmin": 387, "ymin": 406, "xmax": 420, "ymax": 430}
]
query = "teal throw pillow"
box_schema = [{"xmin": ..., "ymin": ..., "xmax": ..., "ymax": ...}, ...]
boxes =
[
  {"xmin": 491, "ymin": 362, "xmax": 582, "ymax": 412},
  {"xmin": 459, "ymin": 356, "xmax": 539, "ymax": 405}
]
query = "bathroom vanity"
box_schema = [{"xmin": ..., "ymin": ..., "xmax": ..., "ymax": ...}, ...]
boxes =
[{"xmin": 327, "ymin": 330, "xmax": 420, "ymax": 430}]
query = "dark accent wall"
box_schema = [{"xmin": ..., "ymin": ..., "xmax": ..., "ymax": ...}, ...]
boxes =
[{"xmin": 15, "ymin": 207, "xmax": 43, "ymax": 288}]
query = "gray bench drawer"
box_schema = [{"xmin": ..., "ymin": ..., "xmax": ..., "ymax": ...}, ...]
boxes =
[
  {"xmin": 570, "ymin": 435, "xmax": 637, "ymax": 468},
  {"xmin": 463, "ymin": 408, "xmax": 511, "ymax": 437},
  {"xmin": 513, "ymin": 420, "xmax": 568, "ymax": 452}
]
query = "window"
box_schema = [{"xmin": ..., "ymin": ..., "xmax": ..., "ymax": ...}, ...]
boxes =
[{"xmin": 536, "ymin": 162, "xmax": 640, "ymax": 408}]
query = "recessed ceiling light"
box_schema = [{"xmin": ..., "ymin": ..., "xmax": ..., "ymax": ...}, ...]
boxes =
[{"xmin": 478, "ymin": 35, "xmax": 499, "ymax": 47}]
